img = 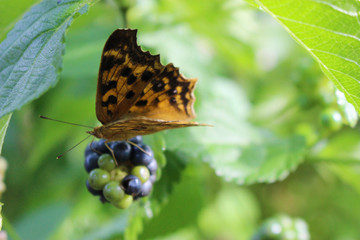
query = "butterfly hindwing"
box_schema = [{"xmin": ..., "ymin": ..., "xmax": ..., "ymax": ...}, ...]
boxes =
[
  {"xmin": 125, "ymin": 64, "xmax": 197, "ymax": 121},
  {"xmin": 96, "ymin": 29, "xmax": 164, "ymax": 124}
]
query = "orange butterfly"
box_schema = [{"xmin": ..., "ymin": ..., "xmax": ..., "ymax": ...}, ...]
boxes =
[
  {"xmin": 86, "ymin": 29, "xmax": 207, "ymax": 141},
  {"xmin": 41, "ymin": 29, "xmax": 208, "ymax": 156}
]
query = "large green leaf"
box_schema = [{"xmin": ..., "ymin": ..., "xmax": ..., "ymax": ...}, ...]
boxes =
[
  {"xmin": 255, "ymin": 0, "xmax": 360, "ymax": 114},
  {"xmin": 0, "ymin": 0, "xmax": 95, "ymax": 119}
]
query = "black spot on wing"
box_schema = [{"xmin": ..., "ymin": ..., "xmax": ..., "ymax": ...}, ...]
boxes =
[
  {"xmin": 170, "ymin": 97, "xmax": 176, "ymax": 104},
  {"xmin": 107, "ymin": 110, "xmax": 113, "ymax": 117},
  {"xmin": 180, "ymin": 82, "xmax": 190, "ymax": 116},
  {"xmin": 126, "ymin": 90, "xmax": 135, "ymax": 99},
  {"xmin": 100, "ymin": 56, "xmax": 125, "ymax": 72},
  {"xmin": 135, "ymin": 100, "xmax": 148, "ymax": 107},
  {"xmin": 121, "ymin": 67, "xmax": 132, "ymax": 77},
  {"xmin": 169, "ymin": 73, "xmax": 179, "ymax": 88},
  {"xmin": 167, "ymin": 89, "xmax": 177, "ymax": 96},
  {"xmin": 141, "ymin": 71, "xmax": 154, "ymax": 82},
  {"xmin": 127, "ymin": 74, "xmax": 136, "ymax": 85},
  {"xmin": 101, "ymin": 95, "xmax": 117, "ymax": 107},
  {"xmin": 100, "ymin": 80, "xmax": 117, "ymax": 95},
  {"xmin": 152, "ymin": 80, "xmax": 165, "ymax": 92},
  {"xmin": 108, "ymin": 95, "xmax": 117, "ymax": 104}
]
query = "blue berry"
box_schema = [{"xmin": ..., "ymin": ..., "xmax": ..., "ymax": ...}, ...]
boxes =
[
  {"xmin": 110, "ymin": 141, "xmax": 131, "ymax": 164},
  {"xmin": 121, "ymin": 175, "xmax": 142, "ymax": 195},
  {"xmin": 131, "ymin": 144, "xmax": 154, "ymax": 166},
  {"xmin": 93, "ymin": 139, "xmax": 109, "ymax": 154},
  {"xmin": 149, "ymin": 174, "xmax": 157, "ymax": 183},
  {"xmin": 147, "ymin": 159, "xmax": 158, "ymax": 175},
  {"xmin": 138, "ymin": 180, "xmax": 153, "ymax": 197},
  {"xmin": 85, "ymin": 143, "xmax": 94, "ymax": 157},
  {"xmin": 129, "ymin": 136, "xmax": 143, "ymax": 145},
  {"xmin": 84, "ymin": 152, "xmax": 99, "ymax": 173}
]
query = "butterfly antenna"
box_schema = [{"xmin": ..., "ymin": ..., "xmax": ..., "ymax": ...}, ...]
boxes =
[
  {"xmin": 40, "ymin": 115, "xmax": 93, "ymax": 129},
  {"xmin": 56, "ymin": 135, "xmax": 92, "ymax": 159}
]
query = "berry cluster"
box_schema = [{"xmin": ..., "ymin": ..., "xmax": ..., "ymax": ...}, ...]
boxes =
[
  {"xmin": 84, "ymin": 136, "xmax": 157, "ymax": 209},
  {"xmin": 252, "ymin": 214, "xmax": 310, "ymax": 240}
]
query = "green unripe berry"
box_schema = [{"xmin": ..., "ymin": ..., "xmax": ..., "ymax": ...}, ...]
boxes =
[
  {"xmin": 113, "ymin": 194, "xmax": 133, "ymax": 209},
  {"xmin": 98, "ymin": 154, "xmax": 116, "ymax": 172},
  {"xmin": 320, "ymin": 108, "xmax": 343, "ymax": 131},
  {"xmin": 103, "ymin": 181, "xmax": 125, "ymax": 202},
  {"xmin": 131, "ymin": 166, "xmax": 150, "ymax": 183},
  {"xmin": 110, "ymin": 167, "xmax": 128, "ymax": 182},
  {"xmin": 88, "ymin": 169, "xmax": 111, "ymax": 190}
]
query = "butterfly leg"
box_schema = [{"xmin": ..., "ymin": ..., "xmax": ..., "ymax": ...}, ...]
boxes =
[
  {"xmin": 126, "ymin": 140, "xmax": 151, "ymax": 156},
  {"xmin": 104, "ymin": 141, "xmax": 119, "ymax": 166}
]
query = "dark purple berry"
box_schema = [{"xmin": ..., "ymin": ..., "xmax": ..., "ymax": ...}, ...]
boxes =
[
  {"xmin": 84, "ymin": 152, "xmax": 99, "ymax": 173},
  {"xmin": 147, "ymin": 159, "xmax": 158, "ymax": 175},
  {"xmin": 86, "ymin": 180, "xmax": 103, "ymax": 196},
  {"xmin": 149, "ymin": 174, "xmax": 157, "ymax": 183},
  {"xmin": 93, "ymin": 139, "xmax": 109, "ymax": 153},
  {"xmin": 131, "ymin": 144, "xmax": 154, "ymax": 166},
  {"xmin": 99, "ymin": 195, "xmax": 109, "ymax": 203},
  {"xmin": 129, "ymin": 136, "xmax": 143, "ymax": 145},
  {"xmin": 85, "ymin": 143, "xmax": 94, "ymax": 157},
  {"xmin": 110, "ymin": 141, "xmax": 131, "ymax": 164},
  {"xmin": 121, "ymin": 175, "xmax": 142, "ymax": 195},
  {"xmin": 138, "ymin": 180, "xmax": 153, "ymax": 197}
]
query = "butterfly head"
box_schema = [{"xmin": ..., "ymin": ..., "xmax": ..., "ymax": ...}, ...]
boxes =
[{"xmin": 86, "ymin": 126, "xmax": 103, "ymax": 139}]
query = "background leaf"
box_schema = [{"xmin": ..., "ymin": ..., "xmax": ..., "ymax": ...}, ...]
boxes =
[
  {"xmin": 0, "ymin": 114, "xmax": 11, "ymax": 155},
  {"xmin": 0, "ymin": 0, "xmax": 39, "ymax": 40},
  {"xmin": 256, "ymin": 0, "xmax": 360, "ymax": 114},
  {"xmin": 0, "ymin": 0, "xmax": 94, "ymax": 119}
]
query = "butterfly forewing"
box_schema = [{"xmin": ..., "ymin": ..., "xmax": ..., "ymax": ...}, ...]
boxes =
[{"xmin": 96, "ymin": 29, "xmax": 164, "ymax": 124}]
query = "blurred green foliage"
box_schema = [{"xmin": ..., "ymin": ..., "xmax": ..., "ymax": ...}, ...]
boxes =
[{"xmin": 1, "ymin": 0, "xmax": 360, "ymax": 239}]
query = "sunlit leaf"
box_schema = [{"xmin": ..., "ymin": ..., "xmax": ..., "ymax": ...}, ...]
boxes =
[
  {"xmin": 0, "ymin": 114, "xmax": 11, "ymax": 155},
  {"xmin": 256, "ymin": 0, "xmax": 360, "ymax": 114}
]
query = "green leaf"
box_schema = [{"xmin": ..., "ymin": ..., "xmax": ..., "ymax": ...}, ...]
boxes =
[
  {"xmin": 0, "ymin": 0, "xmax": 94, "ymax": 119},
  {"xmin": 151, "ymin": 151, "xmax": 187, "ymax": 206},
  {"xmin": 335, "ymin": 89, "xmax": 358, "ymax": 127},
  {"xmin": 15, "ymin": 202, "xmax": 70, "ymax": 240},
  {"xmin": 326, "ymin": 163, "xmax": 360, "ymax": 195},
  {"xmin": 206, "ymin": 135, "xmax": 306, "ymax": 184},
  {"xmin": 311, "ymin": 129, "xmax": 360, "ymax": 163},
  {"xmin": 164, "ymin": 78, "xmax": 307, "ymax": 184},
  {"xmin": 0, "ymin": 114, "xmax": 11, "ymax": 155},
  {"xmin": 198, "ymin": 187, "xmax": 259, "ymax": 239},
  {"xmin": 139, "ymin": 162, "xmax": 205, "ymax": 239},
  {"xmin": 255, "ymin": 0, "xmax": 360, "ymax": 114}
]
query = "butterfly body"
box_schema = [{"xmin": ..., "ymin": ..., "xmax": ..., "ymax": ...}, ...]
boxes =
[
  {"xmin": 88, "ymin": 117, "xmax": 205, "ymax": 141},
  {"xmin": 93, "ymin": 29, "xmax": 207, "ymax": 142}
]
